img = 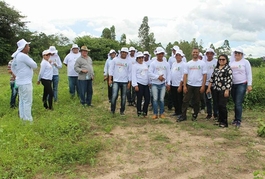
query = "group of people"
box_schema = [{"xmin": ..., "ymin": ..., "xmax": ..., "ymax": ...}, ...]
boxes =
[
  {"xmin": 9, "ymin": 39, "xmax": 94, "ymax": 121},
  {"xmin": 8, "ymin": 38, "xmax": 252, "ymax": 128},
  {"xmin": 104, "ymin": 45, "xmax": 252, "ymax": 128}
]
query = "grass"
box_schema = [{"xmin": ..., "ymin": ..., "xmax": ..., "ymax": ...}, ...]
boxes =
[{"xmin": 0, "ymin": 63, "xmax": 265, "ymax": 178}]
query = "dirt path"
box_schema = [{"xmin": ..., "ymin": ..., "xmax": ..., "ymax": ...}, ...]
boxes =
[{"xmin": 74, "ymin": 106, "xmax": 265, "ymax": 179}]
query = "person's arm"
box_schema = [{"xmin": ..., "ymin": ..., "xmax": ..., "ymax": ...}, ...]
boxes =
[
  {"xmin": 127, "ymin": 62, "xmax": 132, "ymax": 89},
  {"xmin": 148, "ymin": 62, "xmax": 160, "ymax": 80},
  {"xmin": 108, "ymin": 59, "xmax": 114, "ymax": 86},
  {"xmin": 63, "ymin": 55, "xmax": 69, "ymax": 66},
  {"xmin": 74, "ymin": 58, "xmax": 86, "ymax": 73},
  {"xmin": 245, "ymin": 60, "xmax": 252, "ymax": 93},
  {"xmin": 38, "ymin": 61, "xmax": 45, "ymax": 82},
  {"xmin": 103, "ymin": 59, "xmax": 108, "ymax": 78},
  {"xmin": 131, "ymin": 65, "xmax": 137, "ymax": 87},
  {"xmin": 55, "ymin": 56, "xmax": 63, "ymax": 69},
  {"xmin": 24, "ymin": 56, "xmax": 37, "ymax": 69}
]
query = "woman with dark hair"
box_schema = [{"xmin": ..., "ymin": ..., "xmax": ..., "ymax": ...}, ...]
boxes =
[{"xmin": 206, "ymin": 54, "xmax": 232, "ymax": 127}]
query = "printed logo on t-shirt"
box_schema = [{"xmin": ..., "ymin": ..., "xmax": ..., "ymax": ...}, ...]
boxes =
[
  {"xmin": 189, "ymin": 65, "xmax": 201, "ymax": 70},
  {"xmin": 156, "ymin": 66, "xmax": 166, "ymax": 75}
]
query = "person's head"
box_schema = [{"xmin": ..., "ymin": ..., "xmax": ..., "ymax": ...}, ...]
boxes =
[
  {"xmin": 217, "ymin": 54, "xmax": 229, "ymax": 68},
  {"xmin": 155, "ymin": 47, "xmax": 165, "ymax": 61},
  {"xmin": 129, "ymin": 47, "xmax": 136, "ymax": 57},
  {"xmin": 205, "ymin": 48, "xmax": 215, "ymax": 61},
  {"xmin": 171, "ymin": 46, "xmax": 179, "ymax": 55},
  {"xmin": 143, "ymin": 51, "xmax": 150, "ymax": 61},
  {"xmin": 175, "ymin": 50, "xmax": 184, "ymax": 62},
  {"xmin": 80, "ymin": 46, "xmax": 90, "ymax": 57},
  {"xmin": 136, "ymin": 52, "xmax": 144, "ymax": 64},
  {"xmin": 49, "ymin": 46, "xmax": 58, "ymax": 56},
  {"xmin": 42, "ymin": 49, "xmax": 51, "ymax": 60},
  {"xmin": 16, "ymin": 39, "xmax": 31, "ymax": 54},
  {"xmin": 109, "ymin": 49, "xmax": 116, "ymax": 59},
  {"xmin": 120, "ymin": 47, "xmax": 129, "ymax": 59},
  {"xmin": 71, "ymin": 44, "xmax": 80, "ymax": 54},
  {"xmin": 192, "ymin": 47, "xmax": 200, "ymax": 60},
  {"xmin": 198, "ymin": 52, "xmax": 203, "ymax": 60},
  {"xmin": 233, "ymin": 48, "xmax": 244, "ymax": 61}
]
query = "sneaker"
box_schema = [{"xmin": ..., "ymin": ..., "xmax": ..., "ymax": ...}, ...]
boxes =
[
  {"xmin": 205, "ymin": 115, "xmax": 212, "ymax": 120},
  {"xmin": 235, "ymin": 121, "xmax": 241, "ymax": 128},
  {"xmin": 152, "ymin": 115, "xmax": 158, "ymax": 119},
  {"xmin": 177, "ymin": 115, "xmax": 187, "ymax": 122},
  {"xmin": 232, "ymin": 120, "xmax": 237, "ymax": 125},
  {"xmin": 219, "ymin": 123, "xmax": 228, "ymax": 128},
  {"xmin": 159, "ymin": 114, "xmax": 166, "ymax": 119},
  {"xmin": 128, "ymin": 102, "xmax": 133, "ymax": 106},
  {"xmin": 192, "ymin": 114, "xmax": 197, "ymax": 121},
  {"xmin": 142, "ymin": 112, "xmax": 147, "ymax": 118},
  {"xmin": 120, "ymin": 111, "xmax": 125, "ymax": 115}
]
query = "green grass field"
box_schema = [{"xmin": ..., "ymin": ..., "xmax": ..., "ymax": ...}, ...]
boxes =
[{"xmin": 0, "ymin": 62, "xmax": 265, "ymax": 179}]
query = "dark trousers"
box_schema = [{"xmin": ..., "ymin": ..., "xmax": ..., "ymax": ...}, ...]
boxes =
[
  {"xmin": 107, "ymin": 76, "xmax": 112, "ymax": 101},
  {"xmin": 78, "ymin": 80, "xmax": 93, "ymax": 105},
  {"xmin": 41, "ymin": 79, "xmax": 53, "ymax": 109},
  {"xmin": 171, "ymin": 86, "xmax": 183, "ymax": 115},
  {"xmin": 212, "ymin": 90, "xmax": 229, "ymax": 126},
  {"xmin": 135, "ymin": 83, "xmax": 150, "ymax": 115},
  {"xmin": 182, "ymin": 85, "xmax": 201, "ymax": 118},
  {"xmin": 205, "ymin": 85, "xmax": 218, "ymax": 117},
  {"xmin": 127, "ymin": 86, "xmax": 136, "ymax": 104}
]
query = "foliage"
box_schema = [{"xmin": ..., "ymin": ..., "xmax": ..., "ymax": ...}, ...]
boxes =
[
  {"xmin": 257, "ymin": 119, "xmax": 265, "ymax": 137},
  {"xmin": 74, "ymin": 35, "xmax": 120, "ymax": 61},
  {"xmin": 247, "ymin": 58, "xmax": 264, "ymax": 67},
  {"xmin": 101, "ymin": 25, "xmax": 116, "ymax": 40},
  {"xmin": 253, "ymin": 170, "xmax": 265, "ymax": 179}
]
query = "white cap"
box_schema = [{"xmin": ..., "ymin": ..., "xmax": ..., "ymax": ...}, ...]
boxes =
[
  {"xmin": 120, "ymin": 47, "xmax": 129, "ymax": 53},
  {"xmin": 155, "ymin": 47, "xmax": 165, "ymax": 55},
  {"xmin": 233, "ymin": 48, "xmax": 244, "ymax": 54},
  {"xmin": 171, "ymin": 45, "xmax": 179, "ymax": 51},
  {"xmin": 199, "ymin": 52, "xmax": 203, "ymax": 57},
  {"xmin": 71, "ymin": 44, "xmax": 80, "ymax": 50},
  {"xmin": 136, "ymin": 51, "xmax": 144, "ymax": 58},
  {"xmin": 49, "ymin": 46, "xmax": 58, "ymax": 54},
  {"xmin": 175, "ymin": 50, "xmax": 184, "ymax": 57},
  {"xmin": 109, "ymin": 49, "xmax": 116, "ymax": 54},
  {"xmin": 143, "ymin": 51, "xmax": 150, "ymax": 55},
  {"xmin": 205, "ymin": 48, "xmax": 216, "ymax": 55},
  {"xmin": 129, "ymin": 46, "xmax": 136, "ymax": 52},
  {"xmin": 42, "ymin": 49, "xmax": 51, "ymax": 56}
]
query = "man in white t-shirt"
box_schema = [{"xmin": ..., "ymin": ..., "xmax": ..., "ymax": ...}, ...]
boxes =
[
  {"xmin": 204, "ymin": 48, "xmax": 218, "ymax": 120},
  {"xmin": 178, "ymin": 48, "xmax": 207, "ymax": 122},
  {"xmin": 127, "ymin": 46, "xmax": 137, "ymax": 106},
  {"xmin": 63, "ymin": 44, "xmax": 81, "ymax": 98}
]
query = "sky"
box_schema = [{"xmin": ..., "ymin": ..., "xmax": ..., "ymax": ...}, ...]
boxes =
[{"xmin": 4, "ymin": 0, "xmax": 265, "ymax": 58}]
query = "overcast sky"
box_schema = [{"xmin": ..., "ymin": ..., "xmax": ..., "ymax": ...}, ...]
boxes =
[{"xmin": 4, "ymin": 0, "xmax": 265, "ymax": 57}]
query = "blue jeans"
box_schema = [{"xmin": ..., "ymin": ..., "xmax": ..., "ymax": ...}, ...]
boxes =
[
  {"xmin": 151, "ymin": 84, "xmax": 166, "ymax": 115},
  {"xmin": 111, "ymin": 82, "xmax": 127, "ymax": 113},
  {"xmin": 78, "ymin": 80, "xmax": 93, "ymax": 105},
  {"xmin": 68, "ymin": 76, "xmax": 79, "ymax": 97},
  {"xmin": 205, "ymin": 86, "xmax": 218, "ymax": 117},
  {"xmin": 52, "ymin": 75, "xmax": 59, "ymax": 101},
  {"xmin": 10, "ymin": 81, "xmax": 18, "ymax": 107},
  {"xmin": 231, "ymin": 83, "xmax": 247, "ymax": 122},
  {"xmin": 18, "ymin": 83, "xmax": 33, "ymax": 121}
]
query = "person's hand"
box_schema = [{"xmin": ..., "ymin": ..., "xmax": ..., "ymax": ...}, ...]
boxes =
[
  {"xmin": 177, "ymin": 86, "xmax": 182, "ymax": 93},
  {"xmin": 53, "ymin": 62, "xmax": 57, "ymax": 67},
  {"xmin": 224, "ymin": 89, "xmax": 229, "ymax": 97},
  {"xmin": 37, "ymin": 81, "xmax": 40, "ymax": 85},
  {"xmin": 183, "ymin": 86, "xmax": 188, "ymax": 94},
  {"xmin": 200, "ymin": 86, "xmax": 205, "ymax": 94},
  {"xmin": 135, "ymin": 86, "xmax": 139, "ymax": 92},
  {"xmin": 104, "ymin": 76, "xmax": 107, "ymax": 81},
  {"xmin": 166, "ymin": 85, "xmax": 170, "ymax": 91},
  {"xmin": 82, "ymin": 69, "xmax": 88, "ymax": 73},
  {"xmin": 108, "ymin": 80, "xmax": 112, "ymax": 87},
  {"xmin": 247, "ymin": 86, "xmax": 252, "ymax": 93},
  {"xmin": 206, "ymin": 88, "xmax": 211, "ymax": 94},
  {"xmin": 127, "ymin": 83, "xmax": 131, "ymax": 89},
  {"xmin": 158, "ymin": 75, "xmax": 165, "ymax": 82}
]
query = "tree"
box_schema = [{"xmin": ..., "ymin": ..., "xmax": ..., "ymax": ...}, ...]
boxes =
[
  {"xmin": 0, "ymin": 1, "xmax": 28, "ymax": 64},
  {"xmin": 120, "ymin": 33, "xmax": 127, "ymax": 46},
  {"xmin": 101, "ymin": 28, "xmax": 111, "ymax": 39},
  {"xmin": 138, "ymin": 16, "xmax": 150, "ymax": 51},
  {"xmin": 110, "ymin": 25, "xmax": 116, "ymax": 40}
]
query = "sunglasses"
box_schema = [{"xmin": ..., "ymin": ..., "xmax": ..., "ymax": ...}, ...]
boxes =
[
  {"xmin": 235, "ymin": 51, "xmax": 242, "ymax": 55},
  {"xmin": 218, "ymin": 58, "xmax": 226, "ymax": 61},
  {"xmin": 44, "ymin": 54, "xmax": 51, "ymax": 56}
]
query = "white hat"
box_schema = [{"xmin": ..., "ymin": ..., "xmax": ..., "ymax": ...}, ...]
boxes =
[
  {"xmin": 49, "ymin": 46, "xmax": 58, "ymax": 54},
  {"xmin": 233, "ymin": 48, "xmax": 244, "ymax": 54},
  {"xmin": 109, "ymin": 49, "xmax": 116, "ymax": 54},
  {"xmin": 120, "ymin": 47, "xmax": 129, "ymax": 53},
  {"xmin": 42, "ymin": 49, "xmax": 51, "ymax": 56},
  {"xmin": 143, "ymin": 51, "xmax": 150, "ymax": 55},
  {"xmin": 175, "ymin": 50, "xmax": 184, "ymax": 57},
  {"xmin": 136, "ymin": 51, "xmax": 144, "ymax": 58},
  {"xmin": 199, "ymin": 52, "xmax": 203, "ymax": 57},
  {"xmin": 11, "ymin": 39, "xmax": 31, "ymax": 58},
  {"xmin": 205, "ymin": 48, "xmax": 216, "ymax": 55},
  {"xmin": 171, "ymin": 45, "xmax": 180, "ymax": 51},
  {"xmin": 71, "ymin": 44, "xmax": 80, "ymax": 50},
  {"xmin": 129, "ymin": 46, "xmax": 136, "ymax": 52},
  {"xmin": 155, "ymin": 47, "xmax": 165, "ymax": 55}
]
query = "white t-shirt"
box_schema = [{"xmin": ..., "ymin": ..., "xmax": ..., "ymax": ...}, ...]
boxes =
[
  {"xmin": 109, "ymin": 57, "xmax": 132, "ymax": 83},
  {"xmin": 205, "ymin": 59, "xmax": 217, "ymax": 86},
  {"xmin": 148, "ymin": 59, "xmax": 171, "ymax": 85},
  {"xmin": 132, "ymin": 62, "xmax": 149, "ymax": 86},
  {"xmin": 63, "ymin": 52, "xmax": 80, "ymax": 76},
  {"xmin": 49, "ymin": 54, "xmax": 62, "ymax": 75},
  {"xmin": 184, "ymin": 59, "xmax": 207, "ymax": 87},
  {"xmin": 38, "ymin": 59, "xmax": 53, "ymax": 81},
  {"xmin": 229, "ymin": 59, "xmax": 252, "ymax": 85},
  {"xmin": 170, "ymin": 61, "xmax": 186, "ymax": 87}
]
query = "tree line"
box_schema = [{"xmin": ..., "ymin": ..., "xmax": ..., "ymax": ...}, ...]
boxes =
[{"xmin": 0, "ymin": 1, "xmax": 262, "ymax": 65}]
